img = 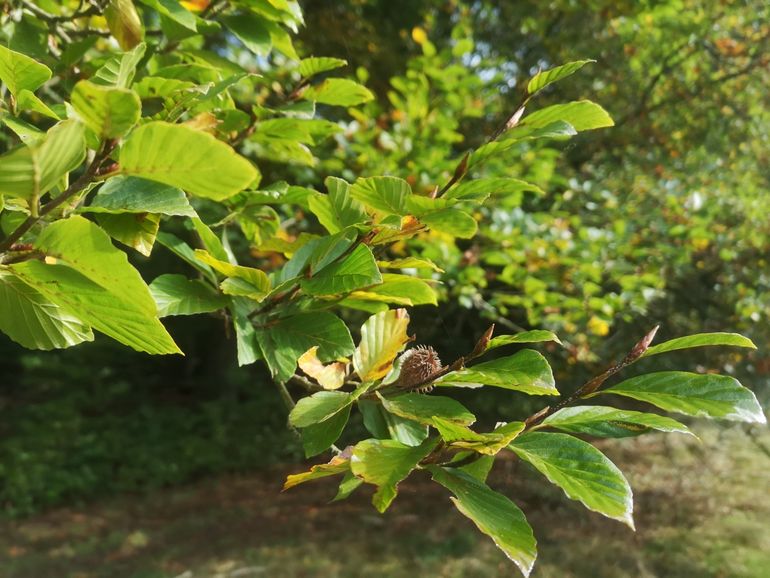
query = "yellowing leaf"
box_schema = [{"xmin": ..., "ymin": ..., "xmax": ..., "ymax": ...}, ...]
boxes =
[
  {"xmin": 411, "ymin": 27, "xmax": 428, "ymax": 45},
  {"xmin": 298, "ymin": 346, "xmax": 347, "ymax": 390},
  {"xmin": 353, "ymin": 308, "xmax": 411, "ymax": 382},
  {"xmin": 180, "ymin": 0, "xmax": 210, "ymax": 10}
]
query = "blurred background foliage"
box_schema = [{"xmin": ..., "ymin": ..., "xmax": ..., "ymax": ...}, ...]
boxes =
[{"xmin": 1, "ymin": 0, "xmax": 769, "ymax": 518}]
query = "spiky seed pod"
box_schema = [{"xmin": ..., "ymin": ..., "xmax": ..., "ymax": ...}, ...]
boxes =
[{"xmin": 395, "ymin": 345, "xmax": 442, "ymax": 392}]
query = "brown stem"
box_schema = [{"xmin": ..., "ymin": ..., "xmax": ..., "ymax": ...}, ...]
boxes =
[{"xmin": 523, "ymin": 325, "xmax": 660, "ymax": 430}]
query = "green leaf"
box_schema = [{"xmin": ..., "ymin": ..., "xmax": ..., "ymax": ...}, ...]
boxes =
[
  {"xmin": 302, "ymin": 78, "xmax": 374, "ymax": 106},
  {"xmin": 379, "ymin": 392, "xmax": 475, "ymax": 426},
  {"xmin": 353, "ymin": 308, "xmax": 411, "ymax": 382},
  {"xmin": 264, "ymin": 19, "xmax": 298, "ymax": 59},
  {"xmin": 351, "ymin": 438, "xmax": 437, "ymax": 512},
  {"xmin": 149, "ymin": 274, "xmax": 227, "ymax": 317},
  {"xmin": 307, "ymin": 176, "xmax": 367, "ymax": 234},
  {"xmin": 257, "ymin": 312, "xmax": 355, "ymax": 383},
  {"xmin": 444, "ymin": 177, "xmax": 545, "ymax": 202},
  {"xmin": 190, "ymin": 217, "xmax": 229, "ymax": 262},
  {"xmin": 539, "ymin": 406, "xmax": 694, "ymax": 438},
  {"xmin": 301, "ymin": 404, "xmax": 351, "ymax": 458},
  {"xmin": 82, "ymin": 176, "xmax": 197, "ymax": 217},
  {"xmin": 300, "ymin": 244, "xmax": 381, "ymax": 296},
  {"xmin": 470, "ymin": 120, "xmax": 576, "ymax": 169},
  {"xmin": 455, "ymin": 453, "xmax": 495, "ymax": 483},
  {"xmin": 119, "ymin": 121, "xmax": 258, "ymax": 200},
  {"xmin": 95, "ymin": 212, "xmax": 160, "ymax": 256},
  {"xmin": 290, "ymin": 391, "xmax": 353, "ymax": 428},
  {"xmin": 429, "ymin": 467, "xmax": 537, "ymax": 577},
  {"xmin": 420, "ymin": 208, "xmax": 477, "ymax": 238},
  {"xmin": 2, "ymin": 115, "xmax": 44, "ymax": 145},
  {"xmin": 299, "ymin": 57, "xmax": 347, "ymax": 77},
  {"xmin": 221, "ymin": 13, "xmax": 271, "ymax": 55},
  {"xmin": 333, "ymin": 471, "xmax": 364, "ymax": 502},
  {"xmin": 642, "ymin": 332, "xmax": 756, "ymax": 358},
  {"xmin": 283, "ymin": 455, "xmax": 350, "ymax": 491},
  {"xmin": 156, "ymin": 231, "xmax": 216, "ymax": 284},
  {"xmin": 600, "ymin": 371, "xmax": 766, "ymax": 424},
  {"xmin": 509, "ymin": 432, "xmax": 634, "ymax": 528},
  {"xmin": 92, "ymin": 42, "xmax": 146, "ymax": 88},
  {"xmin": 193, "ymin": 249, "xmax": 270, "ymax": 294},
  {"xmin": 9, "ymin": 216, "xmax": 180, "ymax": 354},
  {"xmin": 138, "ymin": 0, "xmax": 196, "ymax": 31},
  {"xmin": 0, "ymin": 120, "xmax": 86, "ymax": 202},
  {"xmin": 350, "ymin": 273, "xmax": 437, "ymax": 306},
  {"xmin": 0, "ymin": 44, "xmax": 51, "ymax": 97},
  {"xmin": 350, "ymin": 176, "xmax": 411, "ymax": 215},
  {"xmin": 71, "ymin": 80, "xmax": 141, "ymax": 139},
  {"xmin": 359, "ymin": 397, "xmax": 428, "ymax": 446},
  {"xmin": 307, "ymin": 228, "xmax": 357, "ymax": 272},
  {"xmin": 486, "ymin": 330, "xmax": 562, "ymax": 352},
  {"xmin": 16, "ymin": 89, "xmax": 60, "ymax": 120},
  {"xmin": 436, "ymin": 349, "xmax": 558, "ymax": 396},
  {"xmin": 376, "ymin": 257, "xmax": 444, "ymax": 273},
  {"xmin": 229, "ymin": 297, "xmax": 261, "ymax": 367},
  {"xmin": 527, "ymin": 59, "xmax": 595, "ymax": 95},
  {"xmin": 521, "ymin": 100, "xmax": 614, "ymax": 132},
  {"xmin": 0, "ymin": 269, "xmax": 93, "ymax": 350},
  {"xmin": 432, "ymin": 418, "xmax": 525, "ymax": 455}
]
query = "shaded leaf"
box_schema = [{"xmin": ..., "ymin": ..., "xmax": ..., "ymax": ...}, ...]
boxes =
[
  {"xmin": 149, "ymin": 273, "xmax": 227, "ymax": 316},
  {"xmin": 257, "ymin": 312, "xmax": 354, "ymax": 383},
  {"xmin": 301, "ymin": 404, "xmax": 351, "ymax": 457},
  {"xmin": 82, "ymin": 176, "xmax": 197, "ymax": 217}
]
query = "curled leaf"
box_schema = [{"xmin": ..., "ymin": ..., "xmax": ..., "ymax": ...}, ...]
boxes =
[{"xmin": 298, "ymin": 346, "xmax": 348, "ymax": 390}]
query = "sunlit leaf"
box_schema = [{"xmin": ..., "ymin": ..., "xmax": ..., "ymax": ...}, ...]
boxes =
[
  {"xmin": 509, "ymin": 432, "xmax": 634, "ymax": 528},
  {"xmin": 641, "ymin": 332, "xmax": 756, "ymax": 358},
  {"xmin": 0, "ymin": 44, "xmax": 51, "ymax": 97},
  {"xmin": 0, "ymin": 269, "xmax": 93, "ymax": 350},
  {"xmin": 298, "ymin": 346, "xmax": 347, "ymax": 390},
  {"xmin": 600, "ymin": 371, "xmax": 766, "ymax": 423},
  {"xmin": 429, "ymin": 467, "xmax": 537, "ymax": 577},
  {"xmin": 119, "ymin": 121, "xmax": 258, "ymax": 200},
  {"xmin": 539, "ymin": 406, "xmax": 694, "ymax": 438},
  {"xmin": 353, "ymin": 308, "xmax": 411, "ymax": 382},
  {"xmin": 302, "ymin": 78, "xmax": 374, "ymax": 106},
  {"xmin": 527, "ymin": 59, "xmax": 595, "ymax": 95},
  {"xmin": 351, "ymin": 437, "xmax": 437, "ymax": 512},
  {"xmin": 436, "ymin": 349, "xmax": 558, "ymax": 396},
  {"xmin": 379, "ymin": 392, "xmax": 476, "ymax": 426}
]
